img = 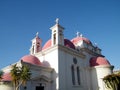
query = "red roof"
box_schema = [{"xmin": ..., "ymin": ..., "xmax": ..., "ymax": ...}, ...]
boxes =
[
  {"xmin": 90, "ymin": 57, "xmax": 110, "ymax": 67},
  {"xmin": 64, "ymin": 39, "xmax": 75, "ymax": 49},
  {"xmin": 42, "ymin": 39, "xmax": 75, "ymax": 50},
  {"xmin": 42, "ymin": 60, "xmax": 51, "ymax": 67},
  {"xmin": 42, "ymin": 39, "xmax": 51, "ymax": 50},
  {"xmin": 2, "ymin": 73, "xmax": 12, "ymax": 81},
  {"xmin": 71, "ymin": 37, "xmax": 92, "ymax": 44},
  {"xmin": 21, "ymin": 55, "xmax": 42, "ymax": 66}
]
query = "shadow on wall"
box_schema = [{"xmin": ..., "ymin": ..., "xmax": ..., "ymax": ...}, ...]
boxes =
[{"xmin": 90, "ymin": 68, "xmax": 99, "ymax": 90}]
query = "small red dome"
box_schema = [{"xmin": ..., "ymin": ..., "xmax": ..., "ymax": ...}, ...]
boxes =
[
  {"xmin": 2, "ymin": 73, "xmax": 12, "ymax": 81},
  {"xmin": 71, "ymin": 37, "xmax": 92, "ymax": 44},
  {"xmin": 21, "ymin": 55, "xmax": 42, "ymax": 66},
  {"xmin": 42, "ymin": 39, "xmax": 75, "ymax": 50},
  {"xmin": 42, "ymin": 60, "xmax": 51, "ymax": 67},
  {"xmin": 90, "ymin": 57, "xmax": 110, "ymax": 67}
]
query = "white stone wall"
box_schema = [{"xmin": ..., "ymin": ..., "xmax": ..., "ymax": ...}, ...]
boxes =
[
  {"xmin": 58, "ymin": 47, "xmax": 89, "ymax": 90},
  {"xmin": 36, "ymin": 46, "xmax": 58, "ymax": 90},
  {"xmin": 91, "ymin": 65, "xmax": 113, "ymax": 90},
  {"xmin": 0, "ymin": 83, "xmax": 13, "ymax": 90}
]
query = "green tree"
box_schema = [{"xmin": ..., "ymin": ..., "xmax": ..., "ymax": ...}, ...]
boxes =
[
  {"xmin": 103, "ymin": 73, "xmax": 120, "ymax": 90},
  {"xmin": 21, "ymin": 65, "xmax": 31, "ymax": 86},
  {"xmin": 10, "ymin": 64, "xmax": 31, "ymax": 90},
  {"xmin": 0, "ymin": 70, "xmax": 4, "ymax": 81}
]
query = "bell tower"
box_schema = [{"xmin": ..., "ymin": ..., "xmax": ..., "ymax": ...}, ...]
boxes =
[
  {"xmin": 50, "ymin": 18, "xmax": 64, "ymax": 46},
  {"xmin": 30, "ymin": 32, "xmax": 42, "ymax": 55}
]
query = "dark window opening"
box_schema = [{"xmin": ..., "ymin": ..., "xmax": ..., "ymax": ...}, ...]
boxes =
[
  {"xmin": 77, "ymin": 67, "xmax": 80, "ymax": 85},
  {"xmin": 53, "ymin": 33, "xmax": 56, "ymax": 45},
  {"xmin": 36, "ymin": 86, "xmax": 44, "ymax": 90},
  {"xmin": 71, "ymin": 65, "xmax": 75, "ymax": 85}
]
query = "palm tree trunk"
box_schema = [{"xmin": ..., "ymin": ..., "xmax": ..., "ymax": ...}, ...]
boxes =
[{"xmin": 16, "ymin": 81, "xmax": 23, "ymax": 90}]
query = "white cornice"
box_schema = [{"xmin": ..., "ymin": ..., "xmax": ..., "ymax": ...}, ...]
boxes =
[{"xmin": 37, "ymin": 44, "xmax": 86, "ymax": 59}]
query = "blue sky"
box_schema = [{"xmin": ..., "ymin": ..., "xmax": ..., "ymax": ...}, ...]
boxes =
[{"xmin": 0, "ymin": 0, "xmax": 120, "ymax": 69}]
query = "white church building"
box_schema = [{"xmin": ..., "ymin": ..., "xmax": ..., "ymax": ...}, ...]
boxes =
[{"xmin": 0, "ymin": 19, "xmax": 114, "ymax": 90}]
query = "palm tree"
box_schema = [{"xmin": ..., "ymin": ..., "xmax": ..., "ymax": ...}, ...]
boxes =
[
  {"xmin": 10, "ymin": 64, "xmax": 31, "ymax": 90},
  {"xmin": 0, "ymin": 70, "xmax": 4, "ymax": 81},
  {"xmin": 103, "ymin": 73, "xmax": 120, "ymax": 90},
  {"xmin": 20, "ymin": 65, "xmax": 31, "ymax": 86},
  {"xmin": 10, "ymin": 64, "xmax": 21, "ymax": 90}
]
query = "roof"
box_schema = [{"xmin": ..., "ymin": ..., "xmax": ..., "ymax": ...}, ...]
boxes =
[
  {"xmin": 1, "ymin": 73, "xmax": 12, "ymax": 81},
  {"xmin": 71, "ymin": 36, "xmax": 92, "ymax": 44},
  {"xmin": 42, "ymin": 39, "xmax": 75, "ymax": 50},
  {"xmin": 89, "ymin": 56, "xmax": 110, "ymax": 67},
  {"xmin": 21, "ymin": 55, "xmax": 42, "ymax": 66}
]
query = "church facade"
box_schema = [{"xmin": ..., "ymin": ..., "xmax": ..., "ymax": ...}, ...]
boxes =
[{"xmin": 0, "ymin": 19, "xmax": 114, "ymax": 90}]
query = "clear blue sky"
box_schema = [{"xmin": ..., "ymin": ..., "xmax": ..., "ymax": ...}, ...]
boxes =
[{"xmin": 0, "ymin": 0, "xmax": 120, "ymax": 69}]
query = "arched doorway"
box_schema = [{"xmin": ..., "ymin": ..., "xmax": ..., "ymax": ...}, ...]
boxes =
[{"xmin": 36, "ymin": 86, "xmax": 44, "ymax": 90}]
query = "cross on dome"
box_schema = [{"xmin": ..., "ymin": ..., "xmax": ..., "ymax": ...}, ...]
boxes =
[
  {"xmin": 80, "ymin": 33, "xmax": 83, "ymax": 37},
  {"xmin": 76, "ymin": 31, "xmax": 83, "ymax": 37},
  {"xmin": 76, "ymin": 31, "xmax": 80, "ymax": 37},
  {"xmin": 94, "ymin": 43, "xmax": 98, "ymax": 47}
]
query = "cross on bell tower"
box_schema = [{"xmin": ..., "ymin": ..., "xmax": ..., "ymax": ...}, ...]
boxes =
[
  {"xmin": 30, "ymin": 32, "xmax": 42, "ymax": 55},
  {"xmin": 50, "ymin": 18, "xmax": 64, "ymax": 46}
]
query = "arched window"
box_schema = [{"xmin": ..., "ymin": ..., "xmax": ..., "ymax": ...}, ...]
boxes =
[
  {"xmin": 71, "ymin": 57, "xmax": 81, "ymax": 86},
  {"xmin": 71, "ymin": 65, "xmax": 75, "ymax": 85},
  {"xmin": 77, "ymin": 66, "xmax": 80, "ymax": 85},
  {"xmin": 53, "ymin": 33, "xmax": 56, "ymax": 45}
]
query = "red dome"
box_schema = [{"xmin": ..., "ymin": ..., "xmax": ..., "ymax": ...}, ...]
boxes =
[
  {"xmin": 42, "ymin": 39, "xmax": 51, "ymax": 50},
  {"xmin": 71, "ymin": 37, "xmax": 92, "ymax": 44},
  {"xmin": 2, "ymin": 73, "xmax": 12, "ymax": 81},
  {"xmin": 42, "ymin": 39, "xmax": 75, "ymax": 50},
  {"xmin": 90, "ymin": 57, "xmax": 110, "ymax": 67},
  {"xmin": 42, "ymin": 60, "xmax": 51, "ymax": 67},
  {"xmin": 64, "ymin": 39, "xmax": 75, "ymax": 49},
  {"xmin": 21, "ymin": 55, "xmax": 42, "ymax": 66}
]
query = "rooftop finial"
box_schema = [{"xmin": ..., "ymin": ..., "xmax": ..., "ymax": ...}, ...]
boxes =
[
  {"xmin": 94, "ymin": 43, "xmax": 98, "ymax": 47},
  {"xmin": 36, "ymin": 32, "xmax": 39, "ymax": 37},
  {"xmin": 55, "ymin": 18, "xmax": 59, "ymax": 24},
  {"xmin": 76, "ymin": 31, "xmax": 80, "ymax": 37},
  {"xmin": 80, "ymin": 33, "xmax": 83, "ymax": 37}
]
